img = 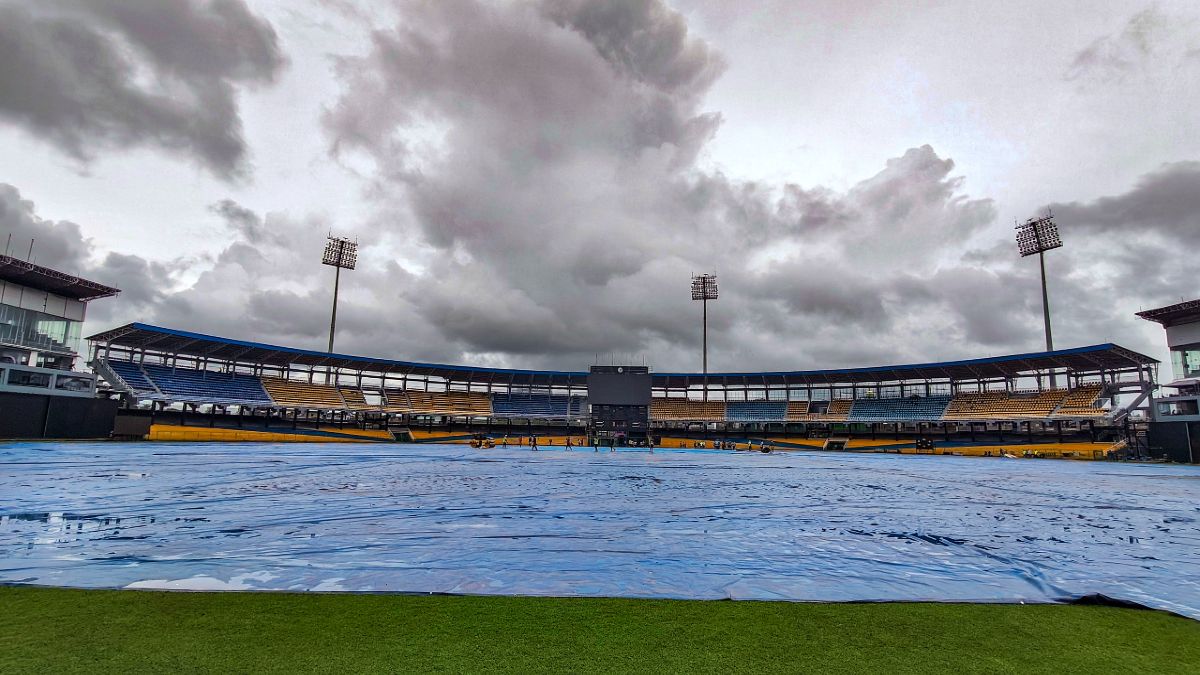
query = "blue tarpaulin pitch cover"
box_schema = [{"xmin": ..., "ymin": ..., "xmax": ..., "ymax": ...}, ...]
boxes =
[{"xmin": 1, "ymin": 443, "xmax": 1197, "ymax": 618}]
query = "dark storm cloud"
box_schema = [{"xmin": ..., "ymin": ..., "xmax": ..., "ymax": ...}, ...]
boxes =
[
  {"xmin": 539, "ymin": 0, "xmax": 726, "ymax": 95},
  {"xmin": 1050, "ymin": 161, "xmax": 1200, "ymax": 246},
  {"xmin": 1039, "ymin": 161, "xmax": 1200, "ymax": 343},
  {"xmin": 0, "ymin": 0, "xmax": 284, "ymax": 179},
  {"xmin": 0, "ymin": 183, "xmax": 90, "ymax": 268},
  {"xmin": 319, "ymin": 0, "xmax": 1032, "ymax": 371},
  {"xmin": 7, "ymin": 0, "xmax": 1178, "ymax": 373}
]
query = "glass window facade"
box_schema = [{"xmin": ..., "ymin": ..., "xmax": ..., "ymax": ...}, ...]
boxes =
[
  {"xmin": 1171, "ymin": 348, "xmax": 1200, "ymax": 381},
  {"xmin": 0, "ymin": 304, "xmax": 82, "ymax": 355}
]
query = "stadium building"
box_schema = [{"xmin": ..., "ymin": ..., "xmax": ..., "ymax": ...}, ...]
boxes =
[
  {"xmin": 1139, "ymin": 299, "xmax": 1200, "ymax": 462},
  {"xmin": 86, "ymin": 322, "xmax": 1159, "ymax": 459},
  {"xmin": 0, "ymin": 253, "xmax": 120, "ymax": 438}
]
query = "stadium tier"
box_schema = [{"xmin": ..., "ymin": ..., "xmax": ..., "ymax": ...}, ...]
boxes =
[
  {"xmin": 795, "ymin": 399, "xmax": 852, "ymax": 421},
  {"xmin": 785, "ymin": 400, "xmax": 809, "ymax": 421},
  {"xmin": 943, "ymin": 389, "xmax": 1066, "ymax": 420},
  {"xmin": 492, "ymin": 393, "xmax": 576, "ymax": 417},
  {"xmin": 139, "ymin": 362, "xmax": 271, "ymax": 405},
  {"xmin": 87, "ymin": 323, "xmax": 1156, "ymax": 425},
  {"xmin": 259, "ymin": 377, "xmax": 346, "ymax": 408},
  {"xmin": 651, "ymin": 398, "xmax": 726, "ymax": 421},
  {"xmin": 1054, "ymin": 384, "xmax": 1106, "ymax": 417},
  {"xmin": 725, "ymin": 400, "xmax": 788, "ymax": 422},
  {"xmin": 405, "ymin": 390, "xmax": 493, "ymax": 415},
  {"xmin": 94, "ymin": 355, "xmax": 1128, "ymax": 424},
  {"xmin": 102, "ymin": 359, "xmax": 157, "ymax": 394},
  {"xmin": 339, "ymin": 387, "xmax": 376, "ymax": 410},
  {"xmin": 848, "ymin": 395, "xmax": 952, "ymax": 422}
]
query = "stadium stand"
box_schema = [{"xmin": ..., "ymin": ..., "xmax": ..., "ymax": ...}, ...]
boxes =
[
  {"xmin": 492, "ymin": 392, "xmax": 571, "ymax": 417},
  {"xmin": 943, "ymin": 389, "xmax": 1068, "ymax": 420},
  {"xmin": 261, "ymin": 377, "xmax": 346, "ymax": 409},
  {"xmin": 102, "ymin": 359, "xmax": 157, "ymax": 393},
  {"xmin": 382, "ymin": 389, "xmax": 412, "ymax": 414},
  {"xmin": 140, "ymin": 362, "xmax": 272, "ymax": 405},
  {"xmin": 1053, "ymin": 384, "xmax": 1106, "ymax": 417},
  {"xmin": 785, "ymin": 400, "xmax": 810, "ymax": 421},
  {"xmin": 848, "ymin": 395, "xmax": 952, "ymax": 422},
  {"xmin": 404, "ymin": 390, "xmax": 493, "ymax": 415},
  {"xmin": 338, "ymin": 387, "xmax": 377, "ymax": 411},
  {"xmin": 569, "ymin": 397, "xmax": 589, "ymax": 417},
  {"xmin": 791, "ymin": 399, "xmax": 852, "ymax": 421},
  {"xmin": 650, "ymin": 398, "xmax": 727, "ymax": 421},
  {"xmin": 725, "ymin": 400, "xmax": 788, "ymax": 422}
]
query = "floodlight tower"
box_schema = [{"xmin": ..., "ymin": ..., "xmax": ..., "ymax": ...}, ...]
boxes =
[
  {"xmin": 1016, "ymin": 211, "xmax": 1063, "ymax": 386},
  {"xmin": 322, "ymin": 235, "xmax": 358, "ymax": 354},
  {"xmin": 691, "ymin": 273, "xmax": 718, "ymax": 374}
]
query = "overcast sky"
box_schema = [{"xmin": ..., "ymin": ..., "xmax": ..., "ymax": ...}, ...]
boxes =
[{"xmin": 0, "ymin": 0, "xmax": 1196, "ymax": 373}]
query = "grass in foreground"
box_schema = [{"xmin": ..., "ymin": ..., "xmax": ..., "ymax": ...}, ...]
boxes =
[{"xmin": 1, "ymin": 586, "xmax": 1197, "ymax": 673}]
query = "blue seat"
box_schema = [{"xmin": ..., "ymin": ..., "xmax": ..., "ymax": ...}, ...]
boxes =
[
  {"xmin": 491, "ymin": 393, "xmax": 574, "ymax": 417},
  {"xmin": 104, "ymin": 359, "xmax": 155, "ymax": 392},
  {"xmin": 725, "ymin": 400, "xmax": 787, "ymax": 421},
  {"xmin": 139, "ymin": 362, "xmax": 272, "ymax": 405},
  {"xmin": 847, "ymin": 395, "xmax": 952, "ymax": 422}
]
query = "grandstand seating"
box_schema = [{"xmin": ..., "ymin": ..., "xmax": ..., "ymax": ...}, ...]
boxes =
[
  {"xmin": 650, "ymin": 398, "xmax": 726, "ymax": 421},
  {"xmin": 103, "ymin": 359, "xmax": 157, "ymax": 393},
  {"xmin": 492, "ymin": 392, "xmax": 572, "ymax": 417},
  {"xmin": 403, "ymin": 390, "xmax": 493, "ymax": 415},
  {"xmin": 789, "ymin": 399, "xmax": 852, "ymax": 421},
  {"xmin": 943, "ymin": 389, "xmax": 1068, "ymax": 420},
  {"xmin": 261, "ymin": 377, "xmax": 346, "ymax": 409},
  {"xmin": 99, "ymin": 357, "xmax": 1109, "ymax": 423},
  {"xmin": 382, "ymin": 389, "xmax": 412, "ymax": 414},
  {"xmin": 569, "ymin": 397, "xmax": 589, "ymax": 417},
  {"xmin": 848, "ymin": 395, "xmax": 952, "ymax": 422},
  {"xmin": 1053, "ymin": 384, "xmax": 1106, "ymax": 417},
  {"xmin": 139, "ymin": 362, "xmax": 272, "ymax": 405},
  {"xmin": 725, "ymin": 400, "xmax": 788, "ymax": 422},
  {"xmin": 339, "ymin": 387, "xmax": 377, "ymax": 410},
  {"xmin": 785, "ymin": 400, "xmax": 810, "ymax": 421}
]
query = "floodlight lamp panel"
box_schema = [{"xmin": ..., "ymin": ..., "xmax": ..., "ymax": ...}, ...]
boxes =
[
  {"xmin": 691, "ymin": 273, "xmax": 718, "ymax": 300},
  {"xmin": 321, "ymin": 236, "xmax": 359, "ymax": 269}
]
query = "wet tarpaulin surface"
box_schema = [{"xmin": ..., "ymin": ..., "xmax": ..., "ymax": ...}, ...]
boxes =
[{"xmin": 1, "ymin": 442, "xmax": 1198, "ymax": 617}]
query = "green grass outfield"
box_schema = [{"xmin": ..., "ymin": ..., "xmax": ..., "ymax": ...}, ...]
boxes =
[{"xmin": 2, "ymin": 587, "xmax": 1197, "ymax": 673}]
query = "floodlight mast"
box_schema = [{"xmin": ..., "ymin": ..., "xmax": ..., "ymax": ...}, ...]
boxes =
[
  {"xmin": 1015, "ymin": 211, "xmax": 1063, "ymax": 386},
  {"xmin": 691, "ymin": 274, "xmax": 719, "ymax": 376},
  {"xmin": 322, "ymin": 235, "xmax": 358, "ymax": 355}
]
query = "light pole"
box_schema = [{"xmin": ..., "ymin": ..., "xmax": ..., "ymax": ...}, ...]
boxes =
[
  {"xmin": 1016, "ymin": 211, "xmax": 1063, "ymax": 386},
  {"xmin": 322, "ymin": 235, "xmax": 358, "ymax": 355},
  {"xmin": 691, "ymin": 273, "xmax": 718, "ymax": 374}
]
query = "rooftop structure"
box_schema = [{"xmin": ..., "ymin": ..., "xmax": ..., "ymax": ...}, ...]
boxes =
[
  {"xmin": 89, "ymin": 322, "xmax": 1156, "ymax": 424},
  {"xmin": 1, "ymin": 254, "xmax": 120, "ymax": 374},
  {"xmin": 1138, "ymin": 299, "xmax": 1200, "ymax": 423},
  {"xmin": 0, "ymin": 254, "xmax": 121, "ymax": 301}
]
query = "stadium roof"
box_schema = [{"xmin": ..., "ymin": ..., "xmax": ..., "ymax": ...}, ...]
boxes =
[
  {"xmin": 88, "ymin": 322, "xmax": 1158, "ymax": 388},
  {"xmin": 0, "ymin": 254, "xmax": 120, "ymax": 301},
  {"xmin": 1135, "ymin": 299, "xmax": 1200, "ymax": 327}
]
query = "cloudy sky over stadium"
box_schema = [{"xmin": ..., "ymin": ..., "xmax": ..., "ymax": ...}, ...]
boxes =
[{"xmin": 0, "ymin": 0, "xmax": 1197, "ymax": 371}]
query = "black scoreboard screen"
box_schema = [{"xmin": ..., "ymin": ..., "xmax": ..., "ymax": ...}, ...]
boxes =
[{"xmin": 587, "ymin": 366, "xmax": 652, "ymax": 406}]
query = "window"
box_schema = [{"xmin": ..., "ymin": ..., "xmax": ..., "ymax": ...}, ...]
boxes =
[
  {"xmin": 7, "ymin": 368, "xmax": 51, "ymax": 388},
  {"xmin": 54, "ymin": 375, "xmax": 93, "ymax": 392},
  {"xmin": 1171, "ymin": 348, "xmax": 1200, "ymax": 381},
  {"xmin": 0, "ymin": 304, "xmax": 81, "ymax": 355}
]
